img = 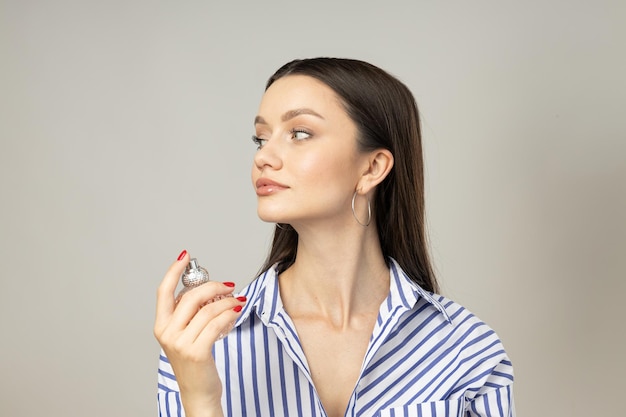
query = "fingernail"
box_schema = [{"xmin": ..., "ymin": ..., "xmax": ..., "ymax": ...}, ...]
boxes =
[
  {"xmin": 177, "ymin": 250, "xmax": 187, "ymax": 261},
  {"xmin": 236, "ymin": 296, "xmax": 247, "ymax": 302},
  {"xmin": 233, "ymin": 305, "xmax": 243, "ymax": 313},
  {"xmin": 223, "ymin": 282, "xmax": 235, "ymax": 287}
]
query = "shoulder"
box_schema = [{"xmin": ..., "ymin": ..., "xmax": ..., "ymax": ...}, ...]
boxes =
[
  {"xmin": 409, "ymin": 292, "xmax": 509, "ymax": 353},
  {"xmin": 404, "ymin": 291, "xmax": 515, "ymax": 385},
  {"xmin": 389, "ymin": 259, "xmax": 509, "ymax": 356},
  {"xmin": 386, "ymin": 292, "xmax": 515, "ymax": 402}
]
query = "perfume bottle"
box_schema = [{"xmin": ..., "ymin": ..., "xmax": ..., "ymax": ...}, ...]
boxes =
[
  {"xmin": 175, "ymin": 258, "xmax": 232, "ymax": 305},
  {"xmin": 174, "ymin": 257, "xmax": 235, "ymax": 339}
]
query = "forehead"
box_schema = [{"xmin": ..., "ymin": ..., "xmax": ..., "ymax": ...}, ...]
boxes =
[{"xmin": 258, "ymin": 75, "xmax": 343, "ymax": 116}]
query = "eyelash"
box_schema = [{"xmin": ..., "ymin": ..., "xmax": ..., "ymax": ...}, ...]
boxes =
[
  {"xmin": 251, "ymin": 135, "xmax": 266, "ymax": 150},
  {"xmin": 290, "ymin": 128, "xmax": 312, "ymax": 141},
  {"xmin": 252, "ymin": 129, "xmax": 313, "ymax": 150}
]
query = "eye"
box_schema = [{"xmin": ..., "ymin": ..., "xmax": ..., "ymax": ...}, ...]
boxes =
[
  {"xmin": 290, "ymin": 129, "xmax": 312, "ymax": 141},
  {"xmin": 251, "ymin": 135, "xmax": 267, "ymax": 150}
]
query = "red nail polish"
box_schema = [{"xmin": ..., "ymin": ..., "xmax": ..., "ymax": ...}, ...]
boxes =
[
  {"xmin": 223, "ymin": 282, "xmax": 235, "ymax": 287},
  {"xmin": 233, "ymin": 305, "xmax": 243, "ymax": 313},
  {"xmin": 236, "ymin": 296, "xmax": 247, "ymax": 302},
  {"xmin": 177, "ymin": 250, "xmax": 187, "ymax": 261}
]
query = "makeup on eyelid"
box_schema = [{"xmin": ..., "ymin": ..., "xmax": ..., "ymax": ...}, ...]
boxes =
[{"xmin": 251, "ymin": 128, "xmax": 313, "ymax": 150}]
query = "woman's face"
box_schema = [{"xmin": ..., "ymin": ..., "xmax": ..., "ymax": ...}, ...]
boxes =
[{"xmin": 252, "ymin": 75, "xmax": 369, "ymax": 229}]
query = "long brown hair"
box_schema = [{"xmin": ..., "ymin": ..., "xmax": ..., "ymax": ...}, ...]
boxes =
[{"xmin": 256, "ymin": 58, "xmax": 438, "ymax": 293}]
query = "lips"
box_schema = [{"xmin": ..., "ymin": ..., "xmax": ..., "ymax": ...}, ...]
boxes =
[{"xmin": 255, "ymin": 178, "xmax": 288, "ymax": 196}]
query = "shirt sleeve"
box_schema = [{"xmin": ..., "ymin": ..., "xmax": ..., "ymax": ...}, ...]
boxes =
[
  {"xmin": 157, "ymin": 350, "xmax": 186, "ymax": 417},
  {"xmin": 466, "ymin": 359, "xmax": 515, "ymax": 417}
]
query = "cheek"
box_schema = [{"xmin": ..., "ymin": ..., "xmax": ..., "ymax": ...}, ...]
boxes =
[{"xmin": 296, "ymin": 150, "xmax": 358, "ymax": 188}]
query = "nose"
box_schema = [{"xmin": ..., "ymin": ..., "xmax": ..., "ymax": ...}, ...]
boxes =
[{"xmin": 253, "ymin": 138, "xmax": 283, "ymax": 171}]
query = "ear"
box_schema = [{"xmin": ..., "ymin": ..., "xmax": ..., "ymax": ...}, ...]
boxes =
[{"xmin": 357, "ymin": 149, "xmax": 394, "ymax": 194}]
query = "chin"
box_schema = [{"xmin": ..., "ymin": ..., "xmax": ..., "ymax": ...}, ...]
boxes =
[{"xmin": 257, "ymin": 208, "xmax": 288, "ymax": 224}]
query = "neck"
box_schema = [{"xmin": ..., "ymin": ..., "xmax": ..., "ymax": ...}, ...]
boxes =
[{"xmin": 278, "ymin": 222, "xmax": 390, "ymax": 329}]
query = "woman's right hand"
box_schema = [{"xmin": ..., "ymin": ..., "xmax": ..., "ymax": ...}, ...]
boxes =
[{"xmin": 154, "ymin": 250, "xmax": 246, "ymax": 417}]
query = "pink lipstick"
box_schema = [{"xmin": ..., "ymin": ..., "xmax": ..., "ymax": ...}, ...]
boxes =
[{"xmin": 256, "ymin": 178, "xmax": 288, "ymax": 196}]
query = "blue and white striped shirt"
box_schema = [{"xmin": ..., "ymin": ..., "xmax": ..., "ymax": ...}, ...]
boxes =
[{"xmin": 158, "ymin": 258, "xmax": 515, "ymax": 416}]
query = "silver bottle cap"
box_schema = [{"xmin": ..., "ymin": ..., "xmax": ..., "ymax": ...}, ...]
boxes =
[{"xmin": 182, "ymin": 258, "xmax": 210, "ymax": 287}]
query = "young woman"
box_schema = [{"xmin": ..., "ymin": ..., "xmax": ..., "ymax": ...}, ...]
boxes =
[{"xmin": 154, "ymin": 58, "xmax": 515, "ymax": 417}]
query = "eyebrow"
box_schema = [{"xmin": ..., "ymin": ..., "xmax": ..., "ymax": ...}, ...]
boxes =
[{"xmin": 254, "ymin": 108, "xmax": 325, "ymax": 125}]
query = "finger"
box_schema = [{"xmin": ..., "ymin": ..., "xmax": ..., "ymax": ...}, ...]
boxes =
[
  {"xmin": 169, "ymin": 282, "xmax": 237, "ymax": 330},
  {"xmin": 155, "ymin": 249, "xmax": 189, "ymax": 333},
  {"xmin": 181, "ymin": 296, "xmax": 246, "ymax": 344},
  {"xmin": 194, "ymin": 298, "xmax": 247, "ymax": 346},
  {"xmin": 176, "ymin": 280, "xmax": 237, "ymax": 306}
]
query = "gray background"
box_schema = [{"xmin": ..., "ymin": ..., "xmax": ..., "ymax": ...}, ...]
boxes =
[{"xmin": 1, "ymin": 1, "xmax": 624, "ymax": 416}]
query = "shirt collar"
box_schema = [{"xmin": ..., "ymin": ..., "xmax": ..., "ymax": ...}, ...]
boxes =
[
  {"xmin": 234, "ymin": 257, "xmax": 451, "ymax": 328},
  {"xmin": 232, "ymin": 267, "xmax": 279, "ymax": 327},
  {"xmin": 388, "ymin": 258, "xmax": 451, "ymax": 323}
]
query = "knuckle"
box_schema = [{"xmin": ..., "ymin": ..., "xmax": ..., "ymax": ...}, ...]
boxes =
[
  {"xmin": 155, "ymin": 327, "xmax": 177, "ymax": 347},
  {"xmin": 172, "ymin": 338, "xmax": 187, "ymax": 353}
]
